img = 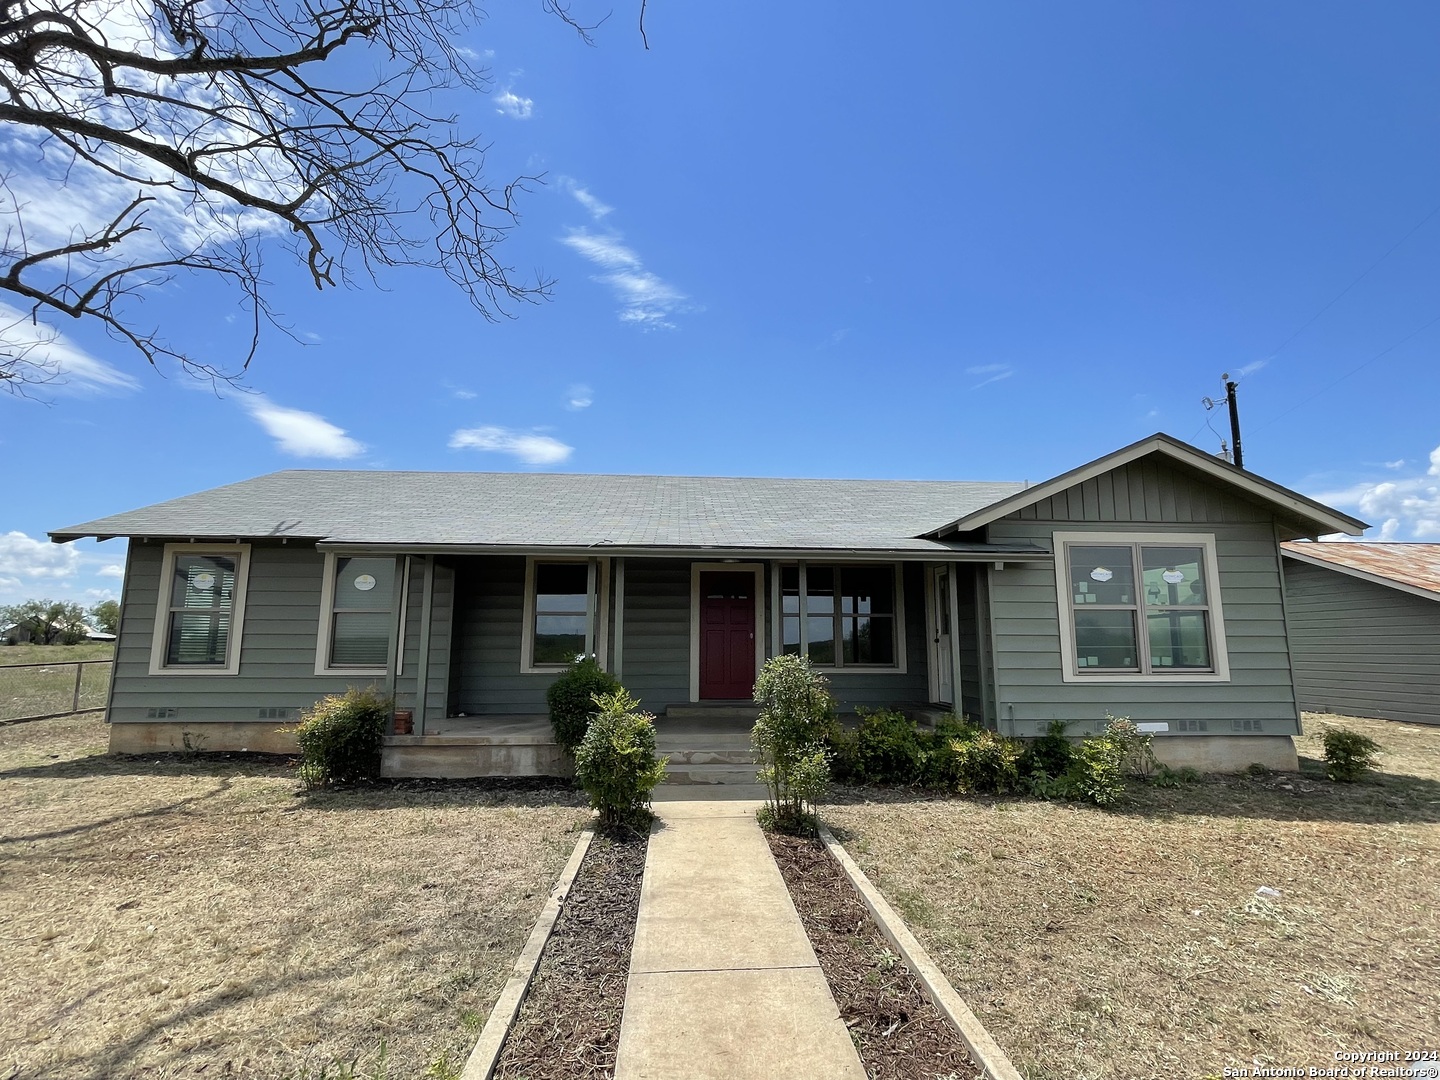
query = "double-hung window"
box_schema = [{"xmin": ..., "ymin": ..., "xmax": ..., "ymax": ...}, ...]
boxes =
[
  {"xmin": 316, "ymin": 554, "xmax": 397, "ymax": 675},
  {"xmin": 149, "ymin": 544, "xmax": 251, "ymax": 675},
  {"xmin": 778, "ymin": 564, "xmax": 902, "ymax": 669},
  {"xmin": 1055, "ymin": 532, "xmax": 1229, "ymax": 681},
  {"xmin": 522, "ymin": 558, "xmax": 604, "ymax": 671}
]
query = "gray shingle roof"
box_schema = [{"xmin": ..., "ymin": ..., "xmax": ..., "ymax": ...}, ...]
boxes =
[{"xmin": 51, "ymin": 471, "xmax": 1031, "ymax": 553}]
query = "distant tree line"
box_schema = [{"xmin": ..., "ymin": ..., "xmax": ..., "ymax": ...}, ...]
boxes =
[{"xmin": 0, "ymin": 599, "xmax": 118, "ymax": 644}]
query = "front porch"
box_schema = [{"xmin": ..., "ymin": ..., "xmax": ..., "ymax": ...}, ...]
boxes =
[{"xmin": 379, "ymin": 702, "xmax": 949, "ymax": 782}]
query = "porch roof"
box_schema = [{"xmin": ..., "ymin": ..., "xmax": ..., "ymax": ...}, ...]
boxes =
[{"xmin": 51, "ymin": 469, "xmax": 1032, "ymax": 554}]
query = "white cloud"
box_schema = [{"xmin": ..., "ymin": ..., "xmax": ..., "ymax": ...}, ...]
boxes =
[
  {"xmin": 566, "ymin": 384, "xmax": 593, "ymax": 410},
  {"xmin": 965, "ymin": 363, "xmax": 1014, "ymax": 390},
  {"xmin": 84, "ymin": 587, "xmax": 118, "ymax": 601},
  {"xmin": 0, "ymin": 531, "xmax": 80, "ymax": 581},
  {"xmin": 559, "ymin": 226, "xmax": 688, "ymax": 329},
  {"xmin": 1234, "ymin": 359, "xmax": 1268, "ymax": 378},
  {"xmin": 97, "ymin": 564, "xmax": 125, "ymax": 578},
  {"xmin": 560, "ymin": 229, "xmax": 640, "ymax": 270},
  {"xmin": 0, "ymin": 302, "xmax": 139, "ymax": 394},
  {"xmin": 1385, "ymin": 459, "xmax": 1407, "ymax": 470},
  {"xmin": 1315, "ymin": 442, "xmax": 1440, "ymax": 540},
  {"xmin": 449, "ymin": 426, "xmax": 573, "ymax": 466},
  {"xmin": 245, "ymin": 399, "xmax": 364, "ymax": 459},
  {"xmin": 495, "ymin": 89, "xmax": 534, "ymax": 119},
  {"xmin": 560, "ymin": 179, "xmax": 614, "ymax": 221}
]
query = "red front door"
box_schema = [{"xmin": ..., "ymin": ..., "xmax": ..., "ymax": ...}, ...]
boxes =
[{"xmin": 699, "ymin": 571, "xmax": 756, "ymax": 699}]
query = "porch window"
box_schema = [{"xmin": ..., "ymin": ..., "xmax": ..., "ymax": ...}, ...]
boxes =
[
  {"xmin": 317, "ymin": 555, "xmax": 396, "ymax": 673},
  {"xmin": 1055, "ymin": 532, "xmax": 1230, "ymax": 682},
  {"xmin": 523, "ymin": 559, "xmax": 598, "ymax": 670},
  {"xmin": 149, "ymin": 544, "xmax": 251, "ymax": 675},
  {"xmin": 779, "ymin": 564, "xmax": 899, "ymax": 668}
]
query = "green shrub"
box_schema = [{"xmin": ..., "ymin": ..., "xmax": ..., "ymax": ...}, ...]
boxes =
[
  {"xmin": 1020, "ymin": 720, "xmax": 1073, "ymax": 780},
  {"xmin": 917, "ymin": 713, "xmax": 977, "ymax": 789},
  {"xmin": 1067, "ymin": 731, "xmax": 1127, "ymax": 806},
  {"xmin": 1102, "ymin": 713, "xmax": 1158, "ymax": 778},
  {"xmin": 840, "ymin": 707, "xmax": 924, "ymax": 785},
  {"xmin": 752, "ymin": 654, "xmax": 837, "ymax": 834},
  {"xmin": 573, "ymin": 687, "xmax": 668, "ymax": 826},
  {"xmin": 295, "ymin": 686, "xmax": 390, "ymax": 788},
  {"xmin": 1321, "ymin": 727, "xmax": 1381, "ymax": 783},
  {"xmin": 546, "ymin": 655, "xmax": 621, "ymax": 754},
  {"xmin": 950, "ymin": 728, "xmax": 1026, "ymax": 795}
]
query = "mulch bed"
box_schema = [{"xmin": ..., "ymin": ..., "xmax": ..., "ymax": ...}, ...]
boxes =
[
  {"xmin": 493, "ymin": 826, "xmax": 649, "ymax": 1079},
  {"xmin": 767, "ymin": 832, "xmax": 980, "ymax": 1080}
]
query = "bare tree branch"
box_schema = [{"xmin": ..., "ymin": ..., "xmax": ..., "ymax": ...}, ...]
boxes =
[{"xmin": 0, "ymin": 0, "xmax": 591, "ymax": 391}]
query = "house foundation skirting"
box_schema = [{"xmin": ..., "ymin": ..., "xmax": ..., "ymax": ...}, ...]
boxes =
[
  {"xmin": 108, "ymin": 721, "xmax": 299, "ymax": 756},
  {"xmin": 1151, "ymin": 735, "xmax": 1298, "ymax": 773},
  {"xmin": 381, "ymin": 737, "xmax": 573, "ymax": 779}
]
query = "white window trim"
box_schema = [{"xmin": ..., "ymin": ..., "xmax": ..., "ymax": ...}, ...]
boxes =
[
  {"xmin": 521, "ymin": 556, "xmax": 608, "ymax": 674},
  {"xmin": 148, "ymin": 543, "xmax": 251, "ymax": 676},
  {"xmin": 314, "ymin": 551, "xmax": 397, "ymax": 677},
  {"xmin": 690, "ymin": 562, "xmax": 766, "ymax": 702},
  {"xmin": 768, "ymin": 561, "xmax": 908, "ymax": 675},
  {"xmin": 1054, "ymin": 531, "xmax": 1231, "ymax": 684}
]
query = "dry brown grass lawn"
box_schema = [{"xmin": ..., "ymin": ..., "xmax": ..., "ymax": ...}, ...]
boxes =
[
  {"xmin": 824, "ymin": 713, "xmax": 1440, "ymax": 1080},
  {"xmin": 0, "ymin": 713, "xmax": 588, "ymax": 1080}
]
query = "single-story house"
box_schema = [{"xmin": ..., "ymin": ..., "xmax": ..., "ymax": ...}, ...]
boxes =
[
  {"xmin": 1280, "ymin": 541, "xmax": 1440, "ymax": 726},
  {"xmin": 50, "ymin": 433, "xmax": 1365, "ymax": 776}
]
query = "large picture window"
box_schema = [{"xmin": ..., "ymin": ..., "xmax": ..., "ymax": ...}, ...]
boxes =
[
  {"xmin": 778, "ymin": 564, "xmax": 901, "ymax": 668},
  {"xmin": 317, "ymin": 554, "xmax": 397, "ymax": 673},
  {"xmin": 1055, "ymin": 533, "xmax": 1229, "ymax": 682},
  {"xmin": 522, "ymin": 558, "xmax": 605, "ymax": 671},
  {"xmin": 149, "ymin": 544, "xmax": 251, "ymax": 675}
]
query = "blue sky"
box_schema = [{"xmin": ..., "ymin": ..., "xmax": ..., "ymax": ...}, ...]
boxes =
[{"xmin": 4, "ymin": 1, "xmax": 1440, "ymax": 608}]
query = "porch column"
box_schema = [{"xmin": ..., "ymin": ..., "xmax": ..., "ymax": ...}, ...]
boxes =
[
  {"xmin": 613, "ymin": 557, "xmax": 625, "ymax": 679},
  {"xmin": 414, "ymin": 555, "xmax": 435, "ymax": 736},
  {"xmin": 947, "ymin": 562, "xmax": 964, "ymax": 714}
]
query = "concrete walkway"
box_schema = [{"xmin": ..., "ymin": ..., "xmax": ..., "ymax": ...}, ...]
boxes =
[{"xmin": 613, "ymin": 800, "xmax": 866, "ymax": 1080}]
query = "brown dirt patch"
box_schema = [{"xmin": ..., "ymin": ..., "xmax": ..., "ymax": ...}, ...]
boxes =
[
  {"xmin": 493, "ymin": 827, "xmax": 647, "ymax": 1079},
  {"xmin": 824, "ymin": 712, "xmax": 1440, "ymax": 1080},
  {"xmin": 767, "ymin": 832, "xmax": 980, "ymax": 1080},
  {"xmin": 0, "ymin": 712, "xmax": 589, "ymax": 1079}
]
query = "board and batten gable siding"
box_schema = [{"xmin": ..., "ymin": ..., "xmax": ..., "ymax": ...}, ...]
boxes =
[
  {"xmin": 111, "ymin": 541, "xmax": 388, "ymax": 725},
  {"xmin": 986, "ymin": 459, "xmax": 1301, "ymax": 736},
  {"xmin": 1284, "ymin": 558, "xmax": 1440, "ymax": 725}
]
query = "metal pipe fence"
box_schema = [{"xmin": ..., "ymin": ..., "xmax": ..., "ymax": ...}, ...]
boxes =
[{"xmin": 0, "ymin": 660, "xmax": 114, "ymax": 723}]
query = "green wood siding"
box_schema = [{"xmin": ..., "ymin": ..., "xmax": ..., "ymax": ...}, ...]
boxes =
[
  {"xmin": 110, "ymin": 542, "xmax": 389, "ymax": 724},
  {"xmin": 987, "ymin": 462, "xmax": 1300, "ymax": 738},
  {"xmin": 1284, "ymin": 559, "xmax": 1440, "ymax": 725},
  {"xmin": 449, "ymin": 555, "xmax": 548, "ymax": 714},
  {"xmin": 447, "ymin": 555, "xmax": 932, "ymax": 716}
]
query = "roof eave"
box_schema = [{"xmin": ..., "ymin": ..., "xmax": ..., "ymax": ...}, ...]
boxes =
[
  {"xmin": 1281, "ymin": 545, "xmax": 1440, "ymax": 604},
  {"xmin": 924, "ymin": 433, "xmax": 1368, "ymax": 539}
]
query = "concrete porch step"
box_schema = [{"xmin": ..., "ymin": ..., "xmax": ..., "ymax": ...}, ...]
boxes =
[
  {"xmin": 655, "ymin": 732, "xmax": 754, "ymax": 752},
  {"xmin": 663, "ymin": 764, "xmax": 762, "ymax": 786},
  {"xmin": 651, "ymin": 783, "xmax": 769, "ymax": 802},
  {"xmin": 662, "ymin": 748, "xmax": 758, "ymax": 766},
  {"xmin": 665, "ymin": 704, "xmax": 760, "ymax": 721}
]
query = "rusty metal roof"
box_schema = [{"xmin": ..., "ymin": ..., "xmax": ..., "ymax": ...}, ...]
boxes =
[{"xmin": 1281, "ymin": 541, "xmax": 1440, "ymax": 602}]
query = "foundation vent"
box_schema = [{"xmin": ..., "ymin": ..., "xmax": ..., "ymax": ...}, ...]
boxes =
[
  {"xmin": 1177, "ymin": 719, "xmax": 1209, "ymax": 733},
  {"xmin": 257, "ymin": 707, "xmax": 296, "ymax": 720},
  {"xmin": 1231, "ymin": 719, "xmax": 1263, "ymax": 733},
  {"xmin": 146, "ymin": 707, "xmax": 179, "ymax": 719}
]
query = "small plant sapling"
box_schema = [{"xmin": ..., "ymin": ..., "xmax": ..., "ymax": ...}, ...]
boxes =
[
  {"xmin": 1321, "ymin": 728, "xmax": 1381, "ymax": 783},
  {"xmin": 752, "ymin": 654, "xmax": 837, "ymax": 835}
]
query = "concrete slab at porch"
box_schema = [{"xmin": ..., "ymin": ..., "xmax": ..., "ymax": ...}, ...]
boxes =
[{"xmin": 613, "ymin": 799, "xmax": 865, "ymax": 1080}]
